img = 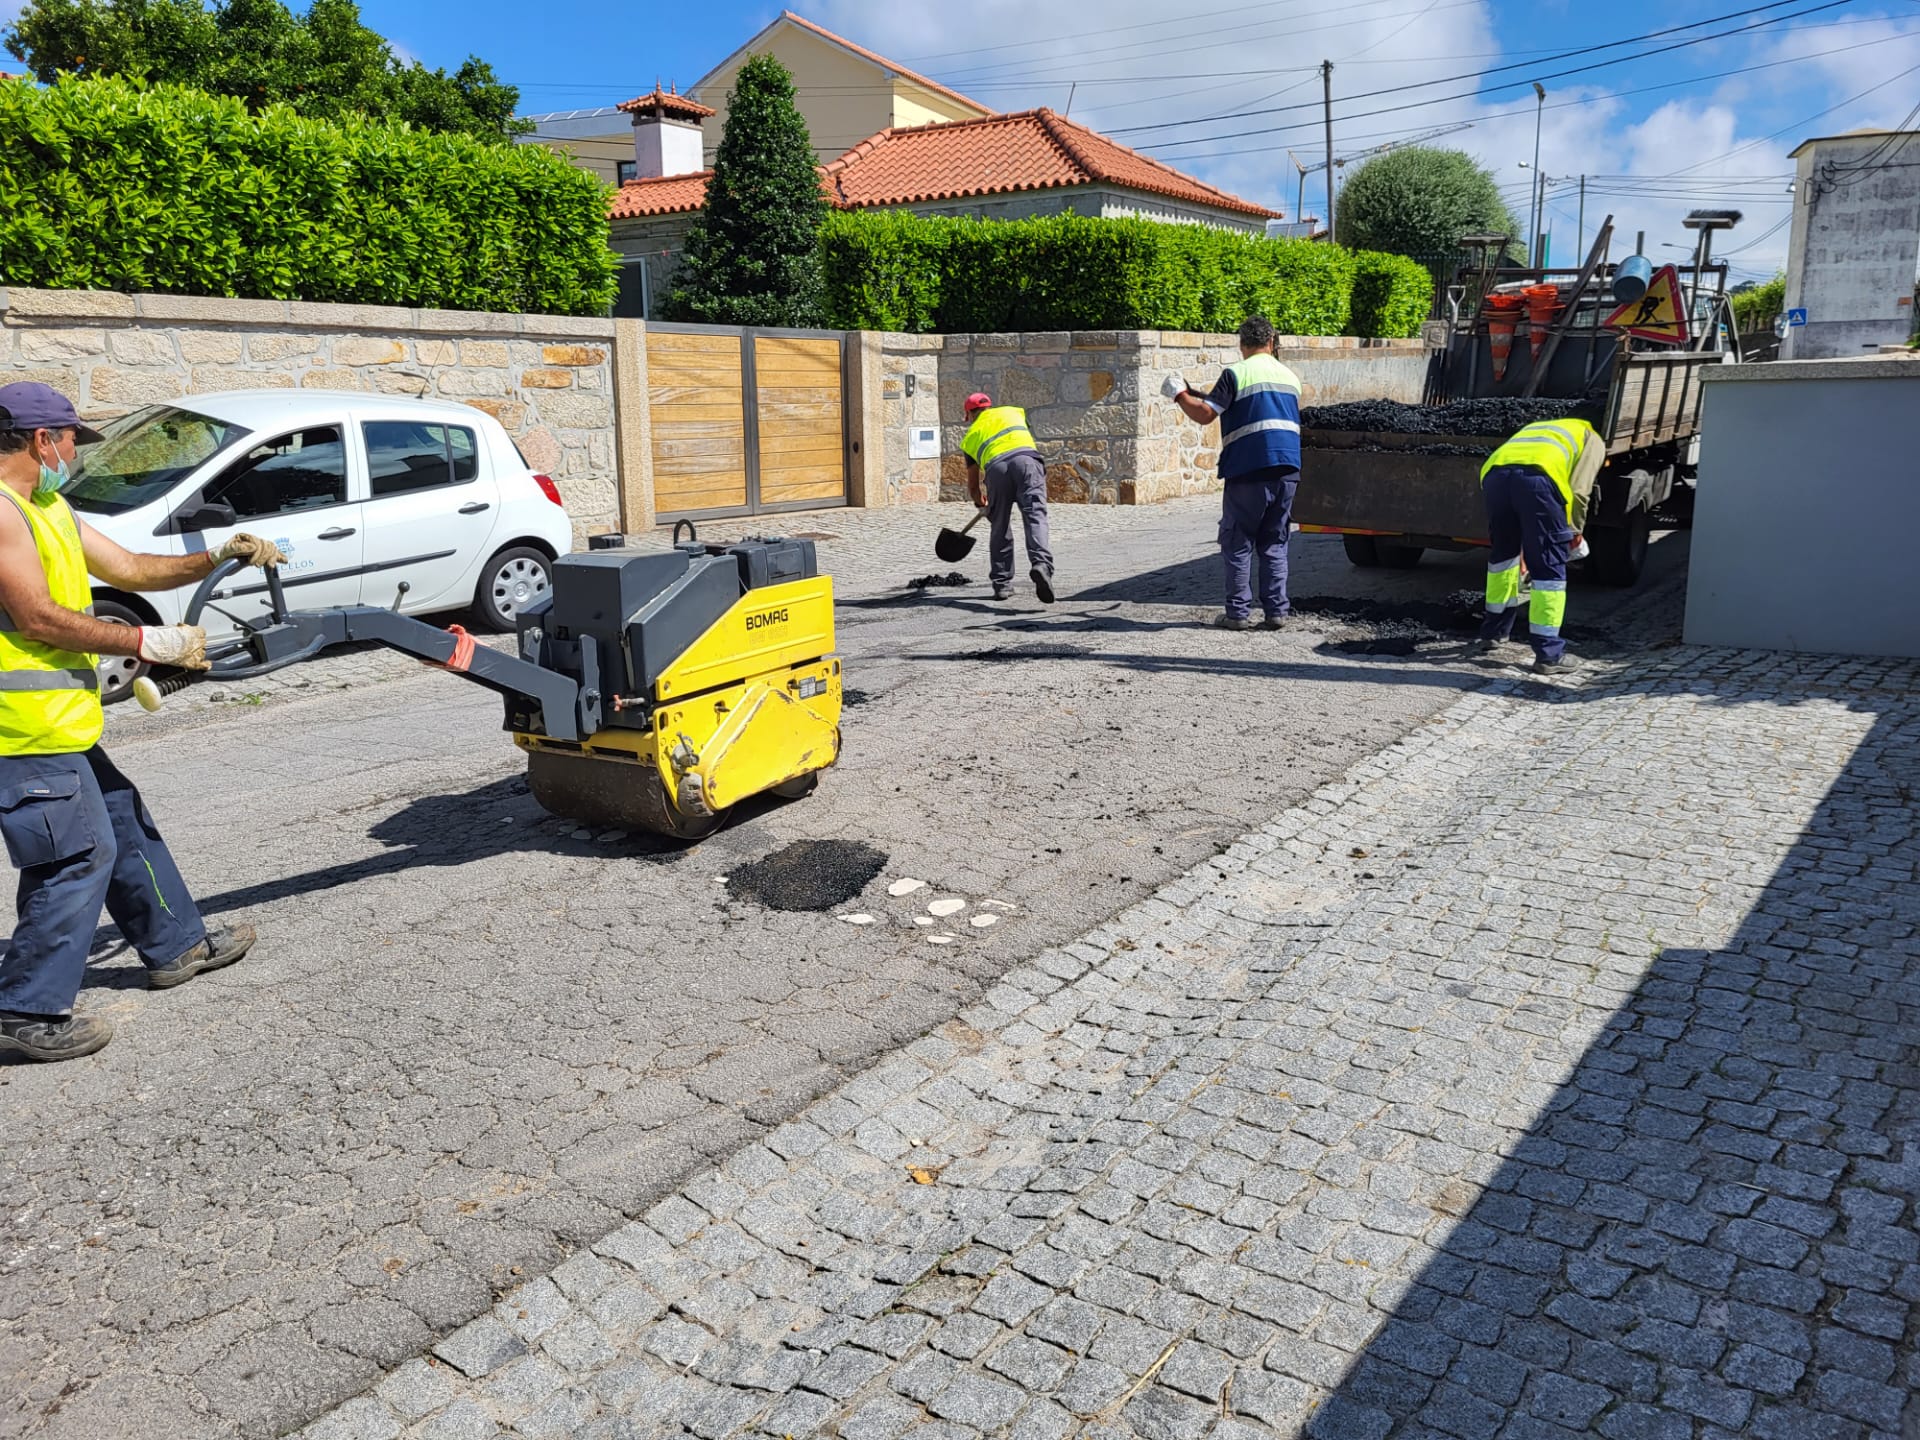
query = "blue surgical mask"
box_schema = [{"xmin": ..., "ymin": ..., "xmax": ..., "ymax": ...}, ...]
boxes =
[{"xmin": 33, "ymin": 451, "xmax": 71, "ymax": 498}]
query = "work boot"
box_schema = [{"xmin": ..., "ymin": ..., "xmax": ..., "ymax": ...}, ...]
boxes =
[
  {"xmin": 1030, "ymin": 567, "xmax": 1056, "ymax": 605},
  {"xmin": 0, "ymin": 1012, "xmax": 113, "ymax": 1062},
  {"xmin": 991, "ymin": 584, "xmax": 1012, "ymax": 601},
  {"xmin": 1214, "ymin": 614, "xmax": 1257, "ymax": 631},
  {"xmin": 1259, "ymin": 614, "xmax": 1288, "ymax": 631},
  {"xmin": 1532, "ymin": 652, "xmax": 1584, "ymax": 675},
  {"xmin": 1465, "ymin": 637, "xmax": 1501, "ymax": 657},
  {"xmin": 148, "ymin": 922, "xmax": 257, "ymax": 990}
]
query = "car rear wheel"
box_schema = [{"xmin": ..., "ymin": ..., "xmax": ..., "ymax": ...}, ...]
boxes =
[
  {"xmin": 473, "ymin": 546, "xmax": 553, "ymax": 632},
  {"xmin": 93, "ymin": 598, "xmax": 149, "ymax": 706}
]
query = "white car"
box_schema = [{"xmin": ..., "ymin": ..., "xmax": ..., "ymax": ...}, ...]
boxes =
[{"xmin": 64, "ymin": 391, "xmax": 576, "ymax": 702}]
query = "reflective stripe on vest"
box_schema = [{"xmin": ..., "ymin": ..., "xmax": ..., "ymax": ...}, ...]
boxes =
[
  {"xmin": 1480, "ymin": 419, "xmax": 1592, "ymax": 521},
  {"xmin": 962, "ymin": 407, "xmax": 1038, "ymax": 469},
  {"xmin": 0, "ymin": 669, "xmax": 99, "ymax": 691},
  {"xmin": 0, "ymin": 488, "xmax": 105, "ymax": 756},
  {"xmin": 1217, "ymin": 353, "xmax": 1303, "ymax": 479}
]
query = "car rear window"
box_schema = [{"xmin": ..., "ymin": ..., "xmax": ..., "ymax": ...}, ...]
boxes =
[{"xmin": 363, "ymin": 421, "xmax": 480, "ymax": 497}]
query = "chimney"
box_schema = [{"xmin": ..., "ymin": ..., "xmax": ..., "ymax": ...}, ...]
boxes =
[{"xmin": 618, "ymin": 86, "xmax": 715, "ymax": 180}]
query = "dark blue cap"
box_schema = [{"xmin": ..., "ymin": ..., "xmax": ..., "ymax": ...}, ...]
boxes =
[{"xmin": 0, "ymin": 382, "xmax": 105, "ymax": 444}]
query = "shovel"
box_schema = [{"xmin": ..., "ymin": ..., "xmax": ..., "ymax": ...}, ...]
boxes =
[{"xmin": 934, "ymin": 506, "xmax": 989, "ymax": 562}]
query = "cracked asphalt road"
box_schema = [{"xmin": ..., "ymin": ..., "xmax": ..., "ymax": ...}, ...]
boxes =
[{"xmin": 0, "ymin": 500, "xmax": 1689, "ymax": 1439}]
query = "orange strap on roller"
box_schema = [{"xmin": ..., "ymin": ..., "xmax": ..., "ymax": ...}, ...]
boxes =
[{"xmin": 443, "ymin": 623, "xmax": 476, "ymax": 673}]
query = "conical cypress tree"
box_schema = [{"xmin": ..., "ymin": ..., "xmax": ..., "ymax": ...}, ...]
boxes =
[{"xmin": 663, "ymin": 54, "xmax": 826, "ymax": 326}]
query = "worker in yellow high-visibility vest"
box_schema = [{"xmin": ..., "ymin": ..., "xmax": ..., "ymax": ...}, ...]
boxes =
[
  {"xmin": 960, "ymin": 392, "xmax": 1054, "ymax": 603},
  {"xmin": 1471, "ymin": 417, "xmax": 1603, "ymax": 673},
  {"xmin": 0, "ymin": 383, "xmax": 283, "ymax": 1062}
]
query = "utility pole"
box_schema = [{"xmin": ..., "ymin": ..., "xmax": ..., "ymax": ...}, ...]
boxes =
[
  {"xmin": 1528, "ymin": 81, "xmax": 1546, "ymax": 267},
  {"xmin": 1288, "ymin": 150, "xmax": 1307, "ymax": 229},
  {"xmin": 1321, "ymin": 60, "xmax": 1335, "ymax": 241}
]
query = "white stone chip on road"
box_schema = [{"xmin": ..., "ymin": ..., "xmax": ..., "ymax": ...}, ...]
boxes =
[
  {"xmin": 926, "ymin": 934, "xmax": 954, "ymax": 945},
  {"xmin": 886, "ymin": 877, "xmax": 927, "ymax": 897},
  {"xmin": 913, "ymin": 916, "xmax": 934, "ymax": 926},
  {"xmin": 837, "ymin": 914, "xmax": 875, "ymax": 926},
  {"xmin": 969, "ymin": 913, "xmax": 998, "ymax": 928},
  {"xmin": 926, "ymin": 897, "xmax": 966, "ymax": 917}
]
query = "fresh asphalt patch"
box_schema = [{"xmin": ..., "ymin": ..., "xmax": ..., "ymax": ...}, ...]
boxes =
[{"xmin": 724, "ymin": 838, "xmax": 891, "ymax": 912}]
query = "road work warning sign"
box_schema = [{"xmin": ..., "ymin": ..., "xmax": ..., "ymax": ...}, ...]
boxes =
[{"xmin": 1604, "ymin": 263, "xmax": 1691, "ymax": 344}]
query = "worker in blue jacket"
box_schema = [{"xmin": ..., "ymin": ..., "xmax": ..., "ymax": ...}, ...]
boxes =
[{"xmin": 1168, "ymin": 316, "xmax": 1304, "ymax": 629}]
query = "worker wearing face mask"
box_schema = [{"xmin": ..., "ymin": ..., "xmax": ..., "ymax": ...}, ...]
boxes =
[{"xmin": 0, "ymin": 383, "xmax": 283, "ymax": 1062}]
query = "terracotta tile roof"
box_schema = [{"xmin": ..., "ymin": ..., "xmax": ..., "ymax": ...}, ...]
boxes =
[
  {"xmin": 822, "ymin": 108, "xmax": 1279, "ymax": 219},
  {"xmin": 607, "ymin": 109, "xmax": 1279, "ymax": 224},
  {"xmin": 617, "ymin": 88, "xmax": 717, "ymax": 121},
  {"xmin": 609, "ymin": 171, "xmax": 712, "ymax": 218},
  {"xmin": 775, "ymin": 11, "xmax": 989, "ymax": 117}
]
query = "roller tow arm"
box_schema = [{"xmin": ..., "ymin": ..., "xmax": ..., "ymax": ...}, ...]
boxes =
[{"xmin": 186, "ymin": 558, "xmax": 594, "ymax": 740}]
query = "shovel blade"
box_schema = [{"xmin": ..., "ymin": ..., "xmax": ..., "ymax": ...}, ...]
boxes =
[{"xmin": 934, "ymin": 528, "xmax": 976, "ymax": 562}]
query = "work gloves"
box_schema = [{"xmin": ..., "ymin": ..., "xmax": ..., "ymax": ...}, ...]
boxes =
[
  {"xmin": 137, "ymin": 624, "xmax": 209, "ymax": 671},
  {"xmin": 212, "ymin": 532, "xmax": 287, "ymax": 569},
  {"xmin": 1161, "ymin": 374, "xmax": 1190, "ymax": 400}
]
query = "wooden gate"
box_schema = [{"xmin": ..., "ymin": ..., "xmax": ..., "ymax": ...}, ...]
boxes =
[{"xmin": 646, "ymin": 325, "xmax": 851, "ymax": 522}]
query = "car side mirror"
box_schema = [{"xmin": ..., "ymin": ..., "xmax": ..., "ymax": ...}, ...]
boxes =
[{"xmin": 175, "ymin": 501, "xmax": 237, "ymax": 533}]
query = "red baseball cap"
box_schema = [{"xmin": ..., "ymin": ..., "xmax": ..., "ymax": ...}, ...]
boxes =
[{"xmin": 963, "ymin": 392, "xmax": 992, "ymax": 415}]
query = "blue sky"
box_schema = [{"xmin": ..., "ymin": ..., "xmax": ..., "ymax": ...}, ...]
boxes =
[
  {"xmin": 11, "ymin": 0, "xmax": 1920, "ymax": 273},
  {"xmin": 370, "ymin": 0, "xmax": 1920, "ymax": 276}
]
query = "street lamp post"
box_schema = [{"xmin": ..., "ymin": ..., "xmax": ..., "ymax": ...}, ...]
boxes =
[{"xmin": 1528, "ymin": 82, "xmax": 1546, "ymax": 268}]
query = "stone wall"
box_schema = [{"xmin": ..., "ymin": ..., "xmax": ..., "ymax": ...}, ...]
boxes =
[
  {"xmin": 869, "ymin": 329, "xmax": 1432, "ymax": 507},
  {"xmin": 3, "ymin": 286, "xmax": 1436, "ymax": 530},
  {"xmin": 0, "ymin": 287, "xmax": 623, "ymax": 539}
]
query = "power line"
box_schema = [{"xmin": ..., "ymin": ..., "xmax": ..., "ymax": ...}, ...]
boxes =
[
  {"xmin": 1139, "ymin": 29, "xmax": 1917, "ymax": 160},
  {"xmin": 934, "ymin": 0, "xmax": 1482, "ymax": 87},
  {"xmin": 1108, "ymin": 0, "xmax": 1848, "ymax": 137}
]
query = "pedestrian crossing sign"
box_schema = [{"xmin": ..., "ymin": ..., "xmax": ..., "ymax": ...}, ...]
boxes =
[{"xmin": 1603, "ymin": 264, "xmax": 1691, "ymax": 344}]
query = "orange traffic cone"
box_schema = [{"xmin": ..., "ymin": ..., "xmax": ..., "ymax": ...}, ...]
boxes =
[
  {"xmin": 1524, "ymin": 284, "xmax": 1562, "ymax": 361},
  {"xmin": 1485, "ymin": 294, "xmax": 1524, "ymax": 381}
]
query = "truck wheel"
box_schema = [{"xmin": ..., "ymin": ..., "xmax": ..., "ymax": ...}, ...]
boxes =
[
  {"xmin": 1342, "ymin": 535, "xmax": 1381, "ymax": 567},
  {"xmin": 1588, "ymin": 509, "xmax": 1651, "ymax": 587},
  {"xmin": 1375, "ymin": 542, "xmax": 1425, "ymax": 569}
]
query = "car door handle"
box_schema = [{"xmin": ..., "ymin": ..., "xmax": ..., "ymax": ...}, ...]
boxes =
[
  {"xmin": 458, "ymin": 502, "xmax": 491, "ymax": 514},
  {"xmin": 318, "ymin": 527, "xmax": 356, "ymax": 540}
]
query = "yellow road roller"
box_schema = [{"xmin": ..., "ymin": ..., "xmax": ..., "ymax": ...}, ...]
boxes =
[{"xmin": 182, "ymin": 534, "xmax": 841, "ymax": 839}]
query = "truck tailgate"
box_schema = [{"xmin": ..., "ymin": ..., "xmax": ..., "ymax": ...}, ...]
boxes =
[{"xmin": 1296, "ymin": 430, "xmax": 1504, "ymax": 544}]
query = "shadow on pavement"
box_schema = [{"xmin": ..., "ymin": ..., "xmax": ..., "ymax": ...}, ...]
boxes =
[
  {"xmin": 81, "ymin": 777, "xmax": 719, "ymax": 983},
  {"xmin": 1306, "ymin": 687, "xmax": 1920, "ymax": 1439}
]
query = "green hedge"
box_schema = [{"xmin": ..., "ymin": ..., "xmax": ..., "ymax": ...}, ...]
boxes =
[
  {"xmin": 1730, "ymin": 275, "xmax": 1785, "ymax": 333},
  {"xmin": 819, "ymin": 211, "xmax": 1426, "ymax": 337},
  {"xmin": 1347, "ymin": 251, "xmax": 1435, "ymax": 340},
  {"xmin": 0, "ymin": 75, "xmax": 617, "ymax": 316}
]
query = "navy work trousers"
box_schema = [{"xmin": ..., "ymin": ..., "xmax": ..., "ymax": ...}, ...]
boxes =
[
  {"xmin": 1219, "ymin": 466, "xmax": 1299, "ymax": 621},
  {"xmin": 1479, "ymin": 462, "xmax": 1572, "ymax": 663},
  {"xmin": 0, "ymin": 746, "xmax": 206, "ymax": 1017},
  {"xmin": 985, "ymin": 450, "xmax": 1053, "ymax": 587}
]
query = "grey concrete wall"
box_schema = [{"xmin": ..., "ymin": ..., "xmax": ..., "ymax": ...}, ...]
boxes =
[
  {"xmin": 1782, "ymin": 133, "xmax": 1920, "ymax": 360},
  {"xmin": 1684, "ymin": 356, "xmax": 1920, "ymax": 659}
]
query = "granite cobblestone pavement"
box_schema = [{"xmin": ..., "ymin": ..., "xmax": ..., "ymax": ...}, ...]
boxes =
[{"xmin": 296, "ymin": 645, "xmax": 1920, "ymax": 1440}]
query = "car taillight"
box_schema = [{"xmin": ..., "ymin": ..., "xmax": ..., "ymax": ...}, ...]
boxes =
[{"xmin": 533, "ymin": 473, "xmax": 564, "ymax": 507}]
